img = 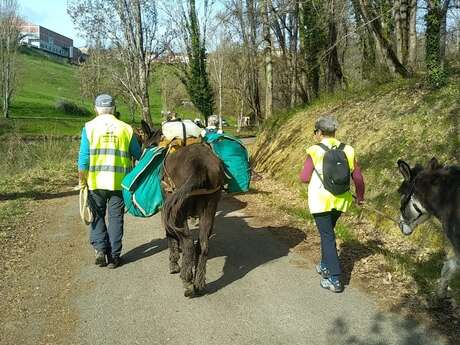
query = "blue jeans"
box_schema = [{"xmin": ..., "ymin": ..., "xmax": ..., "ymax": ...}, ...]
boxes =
[
  {"xmin": 313, "ymin": 209, "xmax": 342, "ymax": 277},
  {"xmin": 88, "ymin": 190, "xmax": 124, "ymax": 258}
]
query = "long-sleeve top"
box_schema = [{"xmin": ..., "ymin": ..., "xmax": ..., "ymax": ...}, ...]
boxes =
[
  {"xmin": 299, "ymin": 155, "xmax": 365, "ymax": 202},
  {"xmin": 78, "ymin": 127, "xmax": 142, "ymax": 171}
]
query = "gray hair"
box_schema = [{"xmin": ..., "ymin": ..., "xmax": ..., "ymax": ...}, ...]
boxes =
[
  {"xmin": 315, "ymin": 115, "xmax": 338, "ymax": 133},
  {"xmin": 208, "ymin": 115, "xmax": 219, "ymax": 126},
  {"xmin": 95, "ymin": 106, "xmax": 115, "ymax": 115}
]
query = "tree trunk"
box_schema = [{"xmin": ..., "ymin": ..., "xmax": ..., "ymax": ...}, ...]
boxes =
[
  {"xmin": 327, "ymin": 0, "xmax": 344, "ymax": 92},
  {"xmin": 401, "ymin": 0, "xmax": 410, "ymax": 64},
  {"xmin": 354, "ymin": 0, "xmax": 410, "ymax": 78},
  {"xmin": 407, "ymin": 0, "xmax": 417, "ymax": 70},
  {"xmin": 246, "ymin": 0, "xmax": 262, "ymax": 123},
  {"xmin": 394, "ymin": 0, "xmax": 404, "ymax": 62},
  {"xmin": 426, "ymin": 0, "xmax": 448, "ymax": 87},
  {"xmin": 262, "ymin": 0, "xmax": 273, "ymax": 118},
  {"xmin": 351, "ymin": 0, "xmax": 375, "ymax": 79},
  {"xmin": 289, "ymin": 1, "xmax": 299, "ymax": 108},
  {"xmin": 439, "ymin": 0, "xmax": 451, "ymax": 66},
  {"xmin": 299, "ymin": 0, "xmax": 324, "ymax": 100}
]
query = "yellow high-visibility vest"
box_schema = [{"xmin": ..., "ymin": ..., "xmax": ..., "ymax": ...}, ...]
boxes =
[
  {"xmin": 306, "ymin": 137, "xmax": 355, "ymax": 214},
  {"xmin": 85, "ymin": 114, "xmax": 134, "ymax": 191}
]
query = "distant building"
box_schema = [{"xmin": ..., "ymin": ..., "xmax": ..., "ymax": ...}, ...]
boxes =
[{"xmin": 19, "ymin": 21, "xmax": 87, "ymax": 63}]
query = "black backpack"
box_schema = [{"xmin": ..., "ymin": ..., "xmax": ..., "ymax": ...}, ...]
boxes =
[{"xmin": 314, "ymin": 143, "xmax": 350, "ymax": 195}]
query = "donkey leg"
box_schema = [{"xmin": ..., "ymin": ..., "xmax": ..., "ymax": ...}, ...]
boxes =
[
  {"xmin": 181, "ymin": 235, "xmax": 195, "ymax": 297},
  {"xmin": 437, "ymin": 256, "xmax": 460, "ymax": 298},
  {"xmin": 167, "ymin": 234, "xmax": 180, "ymax": 274},
  {"xmin": 180, "ymin": 220, "xmax": 195, "ymax": 297},
  {"xmin": 194, "ymin": 198, "xmax": 218, "ymax": 293}
]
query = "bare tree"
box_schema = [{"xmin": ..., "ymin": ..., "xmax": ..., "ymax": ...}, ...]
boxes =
[
  {"xmin": 352, "ymin": 0, "xmax": 410, "ymax": 78},
  {"xmin": 0, "ymin": 0, "xmax": 21, "ymax": 118},
  {"xmin": 68, "ymin": 0, "xmax": 165, "ymax": 126},
  {"xmin": 439, "ymin": 0, "xmax": 452, "ymax": 65},
  {"xmin": 407, "ymin": 0, "xmax": 417, "ymax": 70},
  {"xmin": 326, "ymin": 0, "xmax": 345, "ymax": 92},
  {"xmin": 262, "ymin": 0, "xmax": 273, "ymax": 118},
  {"xmin": 209, "ymin": 33, "xmax": 227, "ymax": 129}
]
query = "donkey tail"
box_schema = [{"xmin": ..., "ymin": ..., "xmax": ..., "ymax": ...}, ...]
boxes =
[{"xmin": 163, "ymin": 176, "xmax": 195, "ymax": 235}]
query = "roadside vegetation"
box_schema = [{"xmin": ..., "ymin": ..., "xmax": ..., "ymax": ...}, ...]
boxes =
[{"xmin": 0, "ymin": 135, "xmax": 78, "ymax": 258}]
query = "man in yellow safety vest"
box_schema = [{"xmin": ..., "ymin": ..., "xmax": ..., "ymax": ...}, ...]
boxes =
[{"xmin": 78, "ymin": 94, "xmax": 141, "ymax": 268}]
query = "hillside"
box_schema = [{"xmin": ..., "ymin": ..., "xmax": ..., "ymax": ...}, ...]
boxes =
[
  {"xmin": 253, "ymin": 77, "xmax": 459, "ymax": 222},
  {"xmin": 250, "ymin": 75, "xmax": 460, "ymax": 307},
  {"xmin": 0, "ymin": 47, "xmax": 163, "ymax": 137}
]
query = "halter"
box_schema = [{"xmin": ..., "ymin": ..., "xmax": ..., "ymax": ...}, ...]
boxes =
[{"xmin": 401, "ymin": 177, "xmax": 429, "ymax": 224}]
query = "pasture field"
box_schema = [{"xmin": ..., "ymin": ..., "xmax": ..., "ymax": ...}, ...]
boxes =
[
  {"xmin": 0, "ymin": 47, "xmax": 164, "ymax": 137},
  {"xmin": 0, "ymin": 48, "xmax": 252, "ymax": 138}
]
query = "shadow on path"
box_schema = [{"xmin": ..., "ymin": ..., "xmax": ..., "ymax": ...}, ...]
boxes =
[
  {"xmin": 122, "ymin": 238, "xmax": 168, "ymax": 264},
  {"xmin": 0, "ymin": 189, "xmax": 78, "ymax": 201},
  {"xmin": 205, "ymin": 196, "xmax": 306, "ymax": 295},
  {"xmin": 326, "ymin": 313, "xmax": 446, "ymax": 345}
]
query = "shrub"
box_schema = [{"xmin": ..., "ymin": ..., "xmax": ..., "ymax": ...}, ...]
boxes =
[{"xmin": 55, "ymin": 99, "xmax": 91, "ymax": 116}]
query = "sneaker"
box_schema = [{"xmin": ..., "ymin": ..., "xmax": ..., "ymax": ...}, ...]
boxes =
[
  {"xmin": 315, "ymin": 262, "xmax": 329, "ymax": 278},
  {"xmin": 107, "ymin": 256, "xmax": 122, "ymax": 269},
  {"xmin": 320, "ymin": 276, "xmax": 344, "ymax": 293},
  {"xmin": 95, "ymin": 250, "xmax": 107, "ymax": 267}
]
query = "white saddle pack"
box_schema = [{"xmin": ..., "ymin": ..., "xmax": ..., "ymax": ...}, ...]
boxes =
[{"xmin": 162, "ymin": 120, "xmax": 203, "ymax": 141}]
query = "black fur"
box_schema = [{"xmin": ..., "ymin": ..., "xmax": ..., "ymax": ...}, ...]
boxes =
[{"xmin": 397, "ymin": 158, "xmax": 460, "ymax": 297}]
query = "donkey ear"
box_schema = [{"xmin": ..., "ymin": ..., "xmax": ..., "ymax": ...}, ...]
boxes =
[
  {"xmin": 427, "ymin": 157, "xmax": 441, "ymax": 170},
  {"xmin": 141, "ymin": 120, "xmax": 152, "ymax": 137},
  {"xmin": 397, "ymin": 160, "xmax": 412, "ymax": 181}
]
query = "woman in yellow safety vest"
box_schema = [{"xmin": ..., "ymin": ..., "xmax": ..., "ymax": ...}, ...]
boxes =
[{"xmin": 300, "ymin": 115, "xmax": 365, "ymax": 293}]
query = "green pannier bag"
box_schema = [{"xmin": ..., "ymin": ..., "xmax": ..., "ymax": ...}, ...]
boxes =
[
  {"xmin": 204, "ymin": 132, "xmax": 251, "ymax": 193},
  {"xmin": 121, "ymin": 147, "xmax": 166, "ymax": 217}
]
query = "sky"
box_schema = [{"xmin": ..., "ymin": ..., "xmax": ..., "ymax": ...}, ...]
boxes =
[{"xmin": 20, "ymin": 0, "xmax": 86, "ymax": 47}]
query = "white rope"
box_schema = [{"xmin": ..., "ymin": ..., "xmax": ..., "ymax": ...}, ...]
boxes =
[{"xmin": 79, "ymin": 185, "xmax": 93, "ymax": 225}]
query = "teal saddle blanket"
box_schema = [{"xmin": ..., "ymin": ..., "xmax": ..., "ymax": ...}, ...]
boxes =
[
  {"xmin": 121, "ymin": 134, "xmax": 251, "ymax": 218},
  {"xmin": 204, "ymin": 133, "xmax": 251, "ymax": 193},
  {"xmin": 121, "ymin": 147, "xmax": 166, "ymax": 217}
]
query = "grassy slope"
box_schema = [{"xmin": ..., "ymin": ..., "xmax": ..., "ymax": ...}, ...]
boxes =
[
  {"xmin": 253, "ymin": 77, "xmax": 459, "ymax": 227},
  {"xmin": 0, "ymin": 48, "xmax": 163, "ymax": 137},
  {"xmin": 251, "ymin": 75, "xmax": 460, "ymax": 300}
]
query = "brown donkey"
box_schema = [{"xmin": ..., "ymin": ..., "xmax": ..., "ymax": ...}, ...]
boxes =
[{"xmin": 140, "ymin": 120, "xmax": 225, "ymax": 297}]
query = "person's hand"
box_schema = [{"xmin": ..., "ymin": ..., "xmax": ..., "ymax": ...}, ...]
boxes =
[
  {"xmin": 78, "ymin": 171, "xmax": 88, "ymax": 189},
  {"xmin": 78, "ymin": 179, "xmax": 87, "ymax": 189}
]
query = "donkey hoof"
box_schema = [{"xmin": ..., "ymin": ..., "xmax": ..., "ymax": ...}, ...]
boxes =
[
  {"xmin": 194, "ymin": 286, "xmax": 206, "ymax": 296},
  {"xmin": 184, "ymin": 286, "xmax": 195, "ymax": 298},
  {"xmin": 169, "ymin": 263, "xmax": 180, "ymax": 274}
]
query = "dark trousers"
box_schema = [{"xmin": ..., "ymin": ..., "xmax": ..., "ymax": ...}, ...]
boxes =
[
  {"xmin": 313, "ymin": 209, "xmax": 342, "ymax": 277},
  {"xmin": 88, "ymin": 190, "xmax": 125, "ymax": 258}
]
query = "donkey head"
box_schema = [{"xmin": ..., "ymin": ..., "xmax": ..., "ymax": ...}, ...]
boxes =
[
  {"xmin": 397, "ymin": 158, "xmax": 443, "ymax": 235},
  {"xmin": 137, "ymin": 120, "xmax": 162, "ymax": 149}
]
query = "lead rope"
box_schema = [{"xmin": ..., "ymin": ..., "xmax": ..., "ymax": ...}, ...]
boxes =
[
  {"xmin": 79, "ymin": 185, "xmax": 93, "ymax": 225},
  {"xmin": 352, "ymin": 194, "xmax": 400, "ymax": 225}
]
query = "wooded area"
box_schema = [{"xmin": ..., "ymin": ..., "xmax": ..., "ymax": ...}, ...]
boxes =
[{"xmin": 4, "ymin": 0, "xmax": 457, "ymax": 125}]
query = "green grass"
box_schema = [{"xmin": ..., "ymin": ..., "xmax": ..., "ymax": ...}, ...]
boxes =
[{"xmin": 2, "ymin": 47, "xmax": 164, "ymax": 137}]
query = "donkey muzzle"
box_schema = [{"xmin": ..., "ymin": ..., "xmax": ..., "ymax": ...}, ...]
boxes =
[{"xmin": 399, "ymin": 219, "xmax": 414, "ymax": 236}]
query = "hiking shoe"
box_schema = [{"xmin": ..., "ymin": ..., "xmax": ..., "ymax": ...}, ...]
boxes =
[
  {"xmin": 315, "ymin": 262, "xmax": 329, "ymax": 278},
  {"xmin": 320, "ymin": 276, "xmax": 344, "ymax": 293},
  {"xmin": 95, "ymin": 250, "xmax": 107, "ymax": 267},
  {"xmin": 107, "ymin": 256, "xmax": 122, "ymax": 269}
]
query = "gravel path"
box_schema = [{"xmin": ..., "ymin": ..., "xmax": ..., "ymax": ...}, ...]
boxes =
[{"xmin": 1, "ymin": 194, "xmax": 448, "ymax": 345}]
